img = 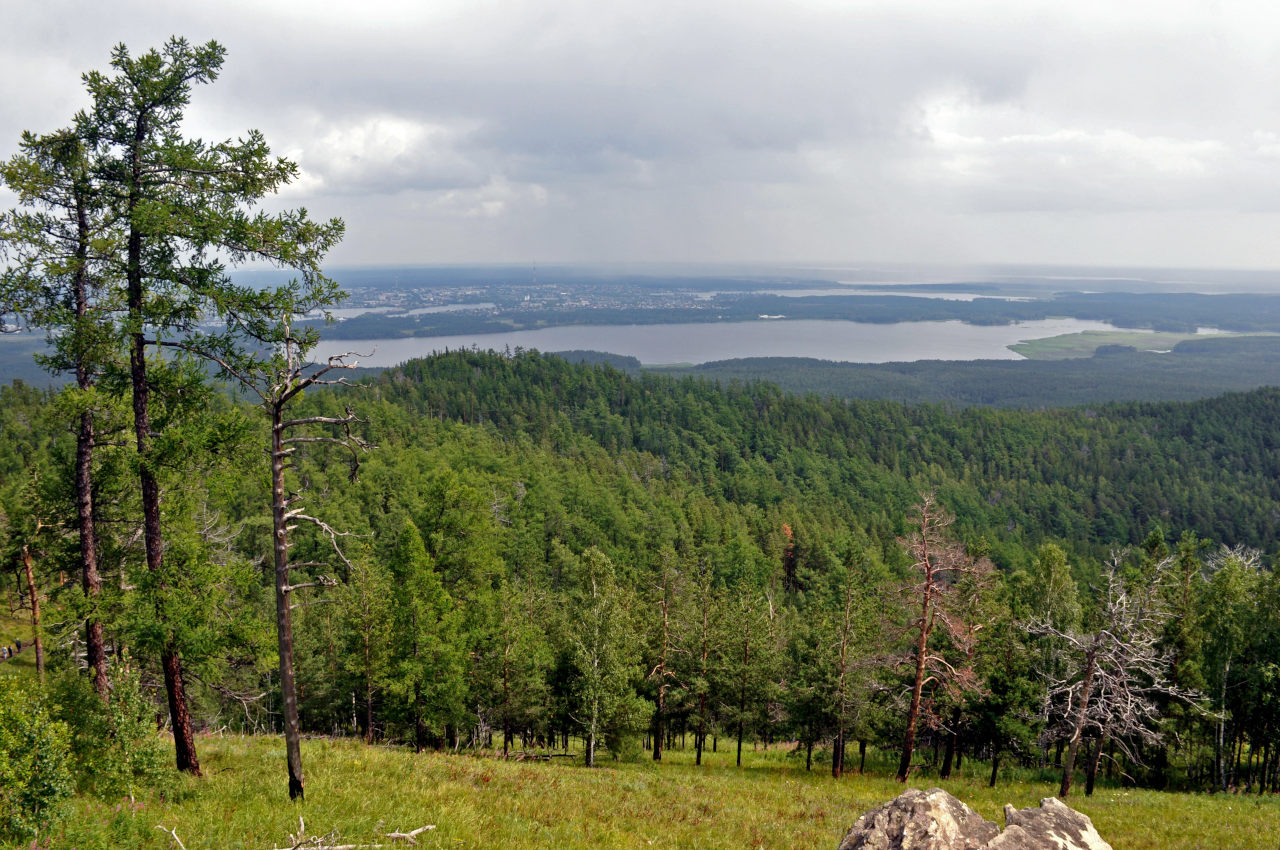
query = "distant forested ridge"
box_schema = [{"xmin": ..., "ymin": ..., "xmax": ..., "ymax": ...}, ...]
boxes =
[{"xmin": 656, "ymin": 336, "xmax": 1280, "ymax": 407}]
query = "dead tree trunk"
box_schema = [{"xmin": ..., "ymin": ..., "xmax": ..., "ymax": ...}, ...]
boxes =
[
  {"xmin": 1085, "ymin": 731, "xmax": 1109, "ymax": 796},
  {"xmin": 21, "ymin": 544, "xmax": 44, "ymax": 679},
  {"xmin": 1059, "ymin": 647, "xmax": 1098, "ymax": 799},
  {"xmin": 271, "ymin": 407, "xmax": 305, "ymax": 800},
  {"xmin": 898, "ymin": 556, "xmax": 933, "ymax": 782}
]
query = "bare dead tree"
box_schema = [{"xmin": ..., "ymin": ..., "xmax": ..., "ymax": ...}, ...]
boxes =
[
  {"xmin": 1032, "ymin": 552, "xmax": 1202, "ymax": 798},
  {"xmin": 171, "ymin": 312, "xmax": 370, "ymax": 801},
  {"xmin": 896, "ymin": 494, "xmax": 994, "ymax": 782}
]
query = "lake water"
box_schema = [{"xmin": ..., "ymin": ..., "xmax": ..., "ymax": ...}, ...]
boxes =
[{"xmin": 312, "ymin": 318, "xmax": 1145, "ymax": 367}]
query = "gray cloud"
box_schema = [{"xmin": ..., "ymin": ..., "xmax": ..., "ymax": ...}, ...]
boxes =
[{"xmin": 5, "ymin": 0, "xmax": 1280, "ymax": 267}]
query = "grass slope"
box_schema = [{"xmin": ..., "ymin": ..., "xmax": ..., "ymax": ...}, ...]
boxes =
[
  {"xmin": 21, "ymin": 735, "xmax": 1280, "ymax": 850},
  {"xmin": 1008, "ymin": 331, "xmax": 1245, "ymax": 360}
]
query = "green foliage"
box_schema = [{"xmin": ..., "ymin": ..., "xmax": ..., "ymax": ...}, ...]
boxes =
[
  {"xmin": 384, "ymin": 517, "xmax": 466, "ymax": 743},
  {"xmin": 0, "ymin": 683, "xmax": 73, "ymax": 840},
  {"xmin": 48, "ymin": 667, "xmax": 168, "ymax": 798}
]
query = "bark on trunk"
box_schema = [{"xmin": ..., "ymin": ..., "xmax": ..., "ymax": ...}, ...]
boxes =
[
  {"xmin": 1059, "ymin": 649, "xmax": 1098, "ymax": 799},
  {"xmin": 897, "ymin": 584, "xmax": 932, "ymax": 782},
  {"xmin": 71, "ymin": 204, "xmax": 109, "ymax": 700},
  {"xmin": 1216, "ymin": 662, "xmax": 1230, "ymax": 792},
  {"xmin": 127, "ymin": 133, "xmax": 200, "ymax": 776},
  {"xmin": 21, "ymin": 545, "xmax": 43, "ymax": 679},
  {"xmin": 77, "ymin": 409, "xmax": 109, "ymax": 699},
  {"xmin": 416, "ymin": 681, "xmax": 428, "ymax": 754},
  {"xmin": 272, "ymin": 411, "xmax": 304, "ymax": 799},
  {"xmin": 940, "ymin": 707, "xmax": 960, "ymax": 779},
  {"xmin": 1085, "ymin": 732, "xmax": 1108, "ymax": 796}
]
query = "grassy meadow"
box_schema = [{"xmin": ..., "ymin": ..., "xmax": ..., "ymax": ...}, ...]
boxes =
[
  {"xmin": 10, "ymin": 733, "xmax": 1279, "ymax": 850},
  {"xmin": 1007, "ymin": 331, "xmax": 1233, "ymax": 359}
]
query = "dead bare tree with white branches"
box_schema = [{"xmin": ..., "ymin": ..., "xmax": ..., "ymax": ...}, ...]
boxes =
[{"xmin": 1032, "ymin": 552, "xmax": 1203, "ymax": 798}]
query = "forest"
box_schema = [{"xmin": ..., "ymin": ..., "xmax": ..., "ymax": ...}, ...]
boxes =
[
  {"xmin": 7, "ymin": 343, "xmax": 1280, "ymax": 837},
  {"xmin": 654, "ymin": 335, "xmax": 1280, "ymax": 407},
  {"xmin": 4, "ymin": 36, "xmax": 1280, "ymax": 847}
]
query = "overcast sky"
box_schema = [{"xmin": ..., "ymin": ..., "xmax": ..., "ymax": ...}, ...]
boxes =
[{"xmin": 5, "ymin": 0, "xmax": 1280, "ymax": 270}]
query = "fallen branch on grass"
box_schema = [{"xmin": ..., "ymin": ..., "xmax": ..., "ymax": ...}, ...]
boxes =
[
  {"xmin": 386, "ymin": 825, "xmax": 436, "ymax": 845},
  {"xmin": 156, "ymin": 817, "xmax": 435, "ymax": 850}
]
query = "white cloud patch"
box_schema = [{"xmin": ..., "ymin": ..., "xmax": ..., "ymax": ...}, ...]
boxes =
[{"xmin": 285, "ymin": 114, "xmax": 487, "ymax": 196}]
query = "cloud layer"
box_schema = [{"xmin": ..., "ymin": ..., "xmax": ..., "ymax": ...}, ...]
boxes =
[{"xmin": 5, "ymin": 0, "xmax": 1280, "ymax": 268}]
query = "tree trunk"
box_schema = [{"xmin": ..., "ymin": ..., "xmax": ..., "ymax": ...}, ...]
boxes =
[
  {"xmin": 364, "ymin": 644, "xmax": 374, "ymax": 744},
  {"xmin": 696, "ymin": 696, "xmax": 706, "ymax": 768},
  {"xmin": 990, "ymin": 750, "xmax": 1000, "ymax": 788},
  {"xmin": 1085, "ymin": 733, "xmax": 1107, "ymax": 796},
  {"xmin": 77, "ymin": 409, "xmax": 109, "ymax": 699},
  {"xmin": 501, "ymin": 653, "xmax": 511, "ymax": 758},
  {"xmin": 737, "ymin": 632, "xmax": 749, "ymax": 768},
  {"xmin": 1059, "ymin": 649, "xmax": 1098, "ymax": 799},
  {"xmin": 72, "ymin": 223, "xmax": 109, "ymax": 700},
  {"xmin": 941, "ymin": 708, "xmax": 960, "ymax": 779},
  {"xmin": 833, "ymin": 727, "xmax": 845, "ymax": 779},
  {"xmin": 897, "ymin": 584, "xmax": 932, "ymax": 782},
  {"xmin": 1216, "ymin": 662, "xmax": 1230, "ymax": 791},
  {"xmin": 416, "ymin": 680, "xmax": 428, "ymax": 754},
  {"xmin": 653, "ymin": 691, "xmax": 664, "ymax": 762},
  {"xmin": 859, "ymin": 739, "xmax": 867, "ymax": 774},
  {"xmin": 653, "ymin": 587, "xmax": 670, "ymax": 762},
  {"xmin": 128, "ymin": 198, "xmax": 200, "ymax": 777},
  {"xmin": 21, "ymin": 545, "xmax": 43, "ymax": 679},
  {"xmin": 272, "ymin": 411, "xmax": 304, "ymax": 799}
]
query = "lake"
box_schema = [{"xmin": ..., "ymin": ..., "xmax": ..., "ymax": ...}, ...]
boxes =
[{"xmin": 311, "ymin": 318, "xmax": 1147, "ymax": 367}]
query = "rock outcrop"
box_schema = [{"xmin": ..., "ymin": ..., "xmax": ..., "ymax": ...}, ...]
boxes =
[
  {"xmin": 837, "ymin": 789, "xmax": 1113, "ymax": 850},
  {"xmin": 836, "ymin": 789, "xmax": 1000, "ymax": 850},
  {"xmin": 987, "ymin": 797, "xmax": 1113, "ymax": 850}
]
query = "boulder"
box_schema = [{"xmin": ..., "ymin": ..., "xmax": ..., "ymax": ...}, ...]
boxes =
[
  {"xmin": 837, "ymin": 790, "xmax": 1113, "ymax": 850},
  {"xmin": 987, "ymin": 797, "xmax": 1113, "ymax": 850},
  {"xmin": 836, "ymin": 788, "xmax": 1000, "ymax": 850}
]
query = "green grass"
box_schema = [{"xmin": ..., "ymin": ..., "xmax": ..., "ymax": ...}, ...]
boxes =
[
  {"xmin": 1008, "ymin": 331, "xmax": 1243, "ymax": 359},
  {"xmin": 17, "ymin": 735, "xmax": 1280, "ymax": 849},
  {"xmin": 0, "ymin": 608, "xmax": 37, "ymax": 678}
]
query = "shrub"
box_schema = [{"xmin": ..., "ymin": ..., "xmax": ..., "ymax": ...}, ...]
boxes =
[
  {"xmin": 0, "ymin": 683, "xmax": 73, "ymax": 840},
  {"xmin": 48, "ymin": 667, "xmax": 169, "ymax": 799}
]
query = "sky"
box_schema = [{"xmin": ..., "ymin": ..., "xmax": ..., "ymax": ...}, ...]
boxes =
[{"xmin": 4, "ymin": 0, "xmax": 1280, "ymax": 270}]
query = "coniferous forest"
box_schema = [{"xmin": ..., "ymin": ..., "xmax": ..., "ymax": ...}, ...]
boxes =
[{"xmin": 5, "ymin": 36, "xmax": 1280, "ymax": 847}]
